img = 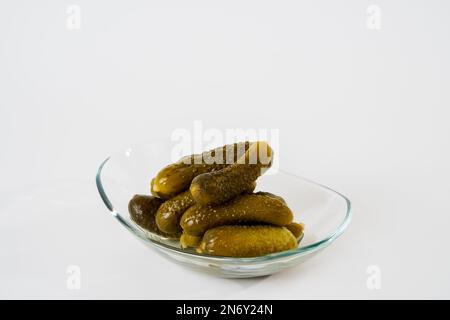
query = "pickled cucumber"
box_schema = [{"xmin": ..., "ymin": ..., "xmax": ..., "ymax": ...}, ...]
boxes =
[
  {"xmin": 255, "ymin": 191, "xmax": 286, "ymax": 204},
  {"xmin": 180, "ymin": 192, "xmax": 293, "ymax": 236},
  {"xmin": 180, "ymin": 232, "xmax": 201, "ymax": 249},
  {"xmin": 197, "ymin": 225, "xmax": 298, "ymax": 257},
  {"xmin": 150, "ymin": 178, "xmax": 164, "ymax": 198},
  {"xmin": 151, "ymin": 142, "xmax": 251, "ymax": 199},
  {"xmin": 190, "ymin": 141, "xmax": 273, "ymax": 206},
  {"xmin": 128, "ymin": 194, "xmax": 167, "ymax": 236},
  {"xmin": 286, "ymin": 222, "xmax": 304, "ymax": 240},
  {"xmin": 155, "ymin": 190, "xmax": 195, "ymax": 235}
]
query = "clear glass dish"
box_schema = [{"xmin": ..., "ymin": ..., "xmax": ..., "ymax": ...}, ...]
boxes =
[{"xmin": 96, "ymin": 141, "xmax": 351, "ymax": 278}]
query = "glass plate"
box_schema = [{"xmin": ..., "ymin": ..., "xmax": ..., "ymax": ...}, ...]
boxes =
[{"xmin": 96, "ymin": 141, "xmax": 351, "ymax": 278}]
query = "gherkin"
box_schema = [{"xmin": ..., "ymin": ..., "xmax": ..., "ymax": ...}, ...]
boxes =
[
  {"xmin": 180, "ymin": 232, "xmax": 202, "ymax": 249},
  {"xmin": 181, "ymin": 192, "xmax": 293, "ymax": 236},
  {"xmin": 151, "ymin": 142, "xmax": 251, "ymax": 199},
  {"xmin": 128, "ymin": 194, "xmax": 171, "ymax": 236},
  {"xmin": 197, "ymin": 225, "xmax": 298, "ymax": 257},
  {"xmin": 190, "ymin": 141, "xmax": 273, "ymax": 206},
  {"xmin": 155, "ymin": 190, "xmax": 196, "ymax": 235},
  {"xmin": 286, "ymin": 222, "xmax": 304, "ymax": 240}
]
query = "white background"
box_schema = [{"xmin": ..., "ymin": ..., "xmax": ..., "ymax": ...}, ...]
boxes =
[{"xmin": 1, "ymin": 0, "xmax": 449, "ymax": 299}]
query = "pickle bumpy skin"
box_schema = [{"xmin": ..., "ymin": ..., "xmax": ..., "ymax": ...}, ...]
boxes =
[
  {"xmin": 180, "ymin": 192, "xmax": 293, "ymax": 236},
  {"xmin": 155, "ymin": 190, "xmax": 195, "ymax": 235},
  {"xmin": 197, "ymin": 225, "xmax": 298, "ymax": 257},
  {"xmin": 254, "ymin": 191, "xmax": 286, "ymax": 204},
  {"xmin": 151, "ymin": 142, "xmax": 250, "ymax": 199},
  {"xmin": 190, "ymin": 141, "xmax": 273, "ymax": 206},
  {"xmin": 128, "ymin": 194, "xmax": 168, "ymax": 236}
]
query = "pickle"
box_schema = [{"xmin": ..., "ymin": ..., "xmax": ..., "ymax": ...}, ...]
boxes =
[
  {"xmin": 150, "ymin": 178, "xmax": 164, "ymax": 198},
  {"xmin": 128, "ymin": 194, "xmax": 168, "ymax": 236},
  {"xmin": 245, "ymin": 181, "xmax": 257, "ymax": 194},
  {"xmin": 197, "ymin": 225, "xmax": 298, "ymax": 257},
  {"xmin": 180, "ymin": 232, "xmax": 202, "ymax": 249},
  {"xmin": 286, "ymin": 222, "xmax": 305, "ymax": 240},
  {"xmin": 155, "ymin": 190, "xmax": 195, "ymax": 235},
  {"xmin": 151, "ymin": 142, "xmax": 251, "ymax": 199},
  {"xmin": 190, "ymin": 141, "xmax": 273, "ymax": 206},
  {"xmin": 255, "ymin": 191, "xmax": 286, "ymax": 204},
  {"xmin": 180, "ymin": 192, "xmax": 293, "ymax": 236}
]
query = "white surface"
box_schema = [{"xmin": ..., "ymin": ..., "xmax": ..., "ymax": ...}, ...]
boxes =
[{"xmin": 1, "ymin": 0, "xmax": 449, "ymax": 299}]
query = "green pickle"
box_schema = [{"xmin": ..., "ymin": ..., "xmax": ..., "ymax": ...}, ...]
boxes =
[
  {"xmin": 197, "ymin": 225, "xmax": 298, "ymax": 257},
  {"xmin": 151, "ymin": 142, "xmax": 251, "ymax": 199},
  {"xmin": 286, "ymin": 222, "xmax": 305, "ymax": 240},
  {"xmin": 190, "ymin": 141, "xmax": 273, "ymax": 206},
  {"xmin": 180, "ymin": 232, "xmax": 202, "ymax": 249},
  {"xmin": 155, "ymin": 190, "xmax": 196, "ymax": 235},
  {"xmin": 180, "ymin": 192, "xmax": 293, "ymax": 236},
  {"xmin": 255, "ymin": 191, "xmax": 286, "ymax": 204},
  {"xmin": 128, "ymin": 194, "xmax": 171, "ymax": 237}
]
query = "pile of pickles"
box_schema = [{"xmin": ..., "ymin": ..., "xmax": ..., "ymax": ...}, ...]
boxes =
[{"xmin": 128, "ymin": 141, "xmax": 304, "ymax": 257}]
